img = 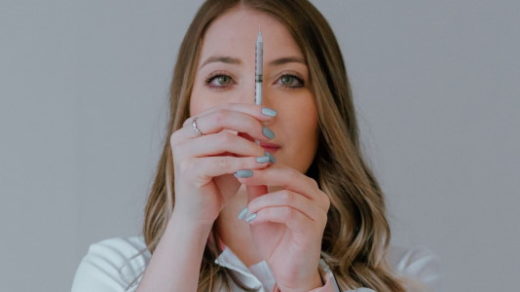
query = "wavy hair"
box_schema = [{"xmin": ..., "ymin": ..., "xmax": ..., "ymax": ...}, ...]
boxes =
[{"xmin": 143, "ymin": 0, "xmax": 411, "ymax": 291}]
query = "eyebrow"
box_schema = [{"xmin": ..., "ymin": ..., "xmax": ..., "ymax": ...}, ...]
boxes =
[{"xmin": 199, "ymin": 55, "xmax": 306, "ymax": 69}]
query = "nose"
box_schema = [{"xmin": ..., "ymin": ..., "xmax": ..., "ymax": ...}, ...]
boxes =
[
  {"xmin": 235, "ymin": 84, "xmax": 271, "ymax": 108},
  {"xmin": 234, "ymin": 86, "xmax": 275, "ymax": 125}
]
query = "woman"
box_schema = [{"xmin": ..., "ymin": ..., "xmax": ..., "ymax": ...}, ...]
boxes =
[{"xmin": 71, "ymin": 0, "xmax": 440, "ymax": 291}]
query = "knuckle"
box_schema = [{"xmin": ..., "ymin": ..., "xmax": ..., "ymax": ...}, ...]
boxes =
[
  {"xmin": 170, "ymin": 140, "xmax": 185, "ymax": 158},
  {"xmin": 170, "ymin": 126, "xmax": 191, "ymax": 145}
]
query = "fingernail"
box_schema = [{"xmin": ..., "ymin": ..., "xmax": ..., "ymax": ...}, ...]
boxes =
[
  {"xmin": 262, "ymin": 127, "xmax": 275, "ymax": 139},
  {"xmin": 261, "ymin": 107, "xmax": 277, "ymax": 117},
  {"xmin": 256, "ymin": 152, "xmax": 271, "ymax": 163},
  {"xmin": 234, "ymin": 169, "xmax": 253, "ymax": 178},
  {"xmin": 266, "ymin": 152, "xmax": 276, "ymax": 163},
  {"xmin": 245, "ymin": 213, "xmax": 257, "ymax": 223},
  {"xmin": 237, "ymin": 207, "xmax": 249, "ymax": 220}
]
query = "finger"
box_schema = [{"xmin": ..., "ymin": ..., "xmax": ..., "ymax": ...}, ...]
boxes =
[
  {"xmin": 177, "ymin": 131, "xmax": 265, "ymax": 158},
  {"xmin": 247, "ymin": 206, "xmax": 311, "ymax": 234},
  {"xmin": 234, "ymin": 164, "xmax": 330, "ymax": 211},
  {"xmin": 173, "ymin": 104, "xmax": 276, "ymax": 143},
  {"xmin": 189, "ymin": 155, "xmax": 273, "ymax": 179},
  {"xmin": 247, "ymin": 190, "xmax": 325, "ymax": 222},
  {"xmin": 183, "ymin": 103, "xmax": 276, "ymax": 128},
  {"xmin": 185, "ymin": 110, "xmax": 271, "ymax": 141}
]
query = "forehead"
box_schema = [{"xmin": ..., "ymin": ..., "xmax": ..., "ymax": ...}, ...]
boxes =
[{"xmin": 199, "ymin": 6, "xmax": 303, "ymax": 64}]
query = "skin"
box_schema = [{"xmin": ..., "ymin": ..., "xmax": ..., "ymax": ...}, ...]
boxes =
[
  {"xmin": 177, "ymin": 6, "xmax": 330, "ymax": 292},
  {"xmin": 136, "ymin": 6, "xmax": 331, "ymax": 292},
  {"xmin": 191, "ymin": 4, "xmax": 317, "ymax": 260}
]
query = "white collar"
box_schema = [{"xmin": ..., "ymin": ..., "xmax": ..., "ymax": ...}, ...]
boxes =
[
  {"xmin": 214, "ymin": 245, "xmax": 336, "ymax": 292},
  {"xmin": 214, "ymin": 246, "xmax": 276, "ymax": 291}
]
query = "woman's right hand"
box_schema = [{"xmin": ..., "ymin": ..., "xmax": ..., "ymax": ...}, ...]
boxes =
[{"xmin": 168, "ymin": 103, "xmax": 277, "ymax": 227}]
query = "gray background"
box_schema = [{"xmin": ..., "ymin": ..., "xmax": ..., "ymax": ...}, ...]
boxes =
[{"xmin": 1, "ymin": 0, "xmax": 518, "ymax": 291}]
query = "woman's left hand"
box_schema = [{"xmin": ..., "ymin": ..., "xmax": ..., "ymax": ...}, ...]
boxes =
[{"xmin": 235, "ymin": 163, "xmax": 331, "ymax": 292}]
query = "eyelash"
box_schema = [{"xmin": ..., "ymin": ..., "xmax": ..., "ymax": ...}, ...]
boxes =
[{"xmin": 205, "ymin": 72, "xmax": 305, "ymax": 89}]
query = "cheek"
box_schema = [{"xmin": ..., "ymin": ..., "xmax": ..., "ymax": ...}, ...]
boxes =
[
  {"xmin": 189, "ymin": 82, "xmax": 203, "ymax": 116},
  {"xmin": 283, "ymin": 119, "xmax": 318, "ymax": 173},
  {"xmin": 290, "ymin": 95, "xmax": 318, "ymax": 139},
  {"xmin": 280, "ymin": 94, "xmax": 319, "ymax": 164},
  {"xmin": 189, "ymin": 96, "xmax": 199, "ymax": 117},
  {"xmin": 189, "ymin": 80, "xmax": 216, "ymax": 116}
]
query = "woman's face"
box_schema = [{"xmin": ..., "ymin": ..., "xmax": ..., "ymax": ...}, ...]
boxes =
[{"xmin": 190, "ymin": 7, "xmax": 318, "ymax": 173}]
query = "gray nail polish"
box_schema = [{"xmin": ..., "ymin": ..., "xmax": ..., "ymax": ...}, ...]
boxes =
[
  {"xmin": 256, "ymin": 153, "xmax": 271, "ymax": 163},
  {"xmin": 245, "ymin": 213, "xmax": 257, "ymax": 223},
  {"xmin": 234, "ymin": 169, "xmax": 253, "ymax": 178},
  {"xmin": 261, "ymin": 107, "xmax": 278, "ymax": 117},
  {"xmin": 237, "ymin": 207, "xmax": 249, "ymax": 220},
  {"xmin": 262, "ymin": 127, "xmax": 275, "ymax": 139}
]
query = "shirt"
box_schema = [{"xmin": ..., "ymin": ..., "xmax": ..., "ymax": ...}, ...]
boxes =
[{"xmin": 71, "ymin": 235, "xmax": 441, "ymax": 292}]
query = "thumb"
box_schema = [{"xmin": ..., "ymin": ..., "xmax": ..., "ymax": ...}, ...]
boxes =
[{"xmin": 246, "ymin": 185, "xmax": 268, "ymax": 203}]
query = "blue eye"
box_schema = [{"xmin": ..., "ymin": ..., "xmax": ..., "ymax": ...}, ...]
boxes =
[
  {"xmin": 278, "ymin": 74, "xmax": 304, "ymax": 88},
  {"xmin": 206, "ymin": 74, "xmax": 234, "ymax": 88}
]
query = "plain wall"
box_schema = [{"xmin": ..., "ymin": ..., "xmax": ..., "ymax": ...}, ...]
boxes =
[{"xmin": 1, "ymin": 0, "xmax": 518, "ymax": 291}]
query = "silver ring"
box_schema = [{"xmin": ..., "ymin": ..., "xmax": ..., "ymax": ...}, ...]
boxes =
[{"xmin": 192, "ymin": 117, "xmax": 203, "ymax": 137}]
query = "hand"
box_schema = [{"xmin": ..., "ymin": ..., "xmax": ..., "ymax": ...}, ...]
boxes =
[
  {"xmin": 235, "ymin": 163, "xmax": 331, "ymax": 292},
  {"xmin": 169, "ymin": 103, "xmax": 277, "ymax": 226}
]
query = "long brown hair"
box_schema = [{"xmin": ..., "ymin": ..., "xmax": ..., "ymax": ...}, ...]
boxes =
[{"xmin": 143, "ymin": 0, "xmax": 410, "ymax": 291}]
